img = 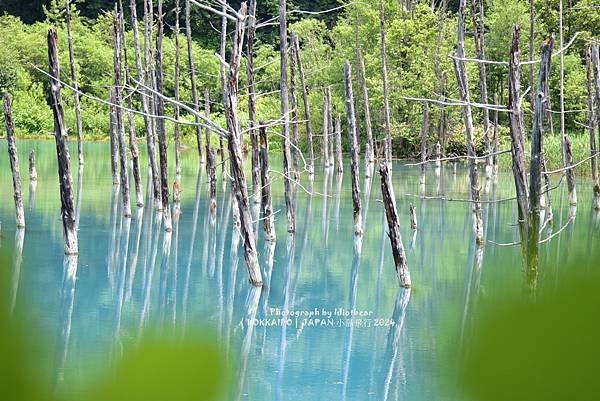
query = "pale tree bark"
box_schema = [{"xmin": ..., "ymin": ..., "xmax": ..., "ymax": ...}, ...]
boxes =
[
  {"xmin": 247, "ymin": 0, "xmax": 261, "ymax": 199},
  {"xmin": 173, "ymin": 0, "xmax": 182, "ymax": 203},
  {"xmin": 3, "ymin": 93, "xmax": 25, "ymax": 228},
  {"xmin": 185, "ymin": 0, "xmax": 203, "ymax": 161},
  {"xmin": 48, "ymin": 27, "xmax": 78, "ymax": 255},
  {"xmin": 591, "ymin": 45, "xmax": 600, "ymax": 208},
  {"xmin": 379, "ymin": 0, "xmax": 392, "ymax": 165},
  {"xmin": 289, "ymin": 30, "xmax": 300, "ymax": 179},
  {"xmin": 64, "ymin": 0, "xmax": 83, "ymax": 166},
  {"xmin": 586, "ymin": 47, "xmax": 600, "ymax": 209},
  {"xmin": 223, "ymin": 3, "xmax": 262, "ymax": 286},
  {"xmin": 357, "ymin": 49, "xmax": 374, "ymax": 166},
  {"xmin": 292, "ymin": 32, "xmax": 314, "ymax": 175},
  {"xmin": 279, "ymin": 0, "xmax": 296, "ymax": 233},
  {"xmin": 454, "ymin": 0, "xmax": 483, "ymax": 245},
  {"xmin": 335, "ymin": 113, "xmax": 343, "ymax": 174},
  {"xmin": 259, "ymin": 125, "xmax": 276, "ymax": 243},
  {"xmin": 155, "ymin": 0, "xmax": 172, "ymax": 231},
  {"xmin": 344, "ymin": 61, "xmax": 363, "ymax": 236},
  {"xmin": 29, "ymin": 150, "xmax": 38, "ymax": 181}
]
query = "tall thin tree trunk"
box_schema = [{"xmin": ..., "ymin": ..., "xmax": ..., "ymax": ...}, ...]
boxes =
[
  {"xmin": 173, "ymin": 0, "xmax": 182, "ymax": 203},
  {"xmin": 247, "ymin": 0, "xmax": 261, "ymax": 200},
  {"xmin": 585, "ymin": 47, "xmax": 599, "ymax": 209},
  {"xmin": 292, "ymin": 32, "xmax": 314, "ymax": 175},
  {"xmin": 454, "ymin": 0, "xmax": 483, "ymax": 245},
  {"xmin": 529, "ymin": 0, "xmax": 535, "ymax": 111},
  {"xmin": 357, "ymin": 49, "xmax": 374, "ymax": 165},
  {"xmin": 322, "ymin": 91, "xmax": 330, "ymax": 169},
  {"xmin": 113, "ymin": 9, "xmax": 131, "ymax": 218},
  {"xmin": 344, "ymin": 61, "xmax": 363, "ymax": 236},
  {"xmin": 379, "ymin": 0, "xmax": 392, "ymax": 165},
  {"xmin": 219, "ymin": 2, "xmax": 227, "ymax": 180},
  {"xmin": 185, "ymin": 0, "xmax": 203, "ymax": 162},
  {"xmin": 223, "ymin": 4, "xmax": 262, "ymax": 286},
  {"xmin": 119, "ymin": 0, "xmax": 143, "ymax": 207},
  {"xmin": 591, "ymin": 45, "xmax": 600, "ymax": 208},
  {"xmin": 3, "ymin": 93, "xmax": 25, "ymax": 228},
  {"xmin": 438, "ymin": 70, "xmax": 447, "ymax": 154},
  {"xmin": 65, "ymin": 0, "xmax": 83, "ymax": 166},
  {"xmin": 155, "ymin": 0, "xmax": 172, "ymax": 231},
  {"xmin": 335, "ymin": 113, "xmax": 343, "ymax": 174},
  {"xmin": 204, "ymin": 88, "xmax": 211, "ymax": 162},
  {"xmin": 47, "ymin": 27, "xmax": 78, "ymax": 255},
  {"xmin": 280, "ymin": 0, "xmax": 296, "ymax": 233},
  {"xmin": 259, "ymin": 125, "xmax": 276, "ymax": 243},
  {"xmin": 289, "ymin": 31, "xmax": 300, "ymax": 179}
]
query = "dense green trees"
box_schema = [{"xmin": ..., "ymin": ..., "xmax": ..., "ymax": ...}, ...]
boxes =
[{"xmin": 0, "ymin": 0, "xmax": 598, "ymax": 158}]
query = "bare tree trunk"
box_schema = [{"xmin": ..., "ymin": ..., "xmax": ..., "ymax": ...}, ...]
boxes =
[
  {"xmin": 409, "ymin": 203, "xmax": 417, "ymax": 230},
  {"xmin": 591, "ymin": 45, "xmax": 600, "ymax": 208},
  {"xmin": 47, "ymin": 27, "xmax": 78, "ymax": 255},
  {"xmin": 322, "ymin": 90, "xmax": 330, "ymax": 169},
  {"xmin": 454, "ymin": 0, "xmax": 483, "ymax": 245},
  {"xmin": 65, "ymin": 0, "xmax": 83, "ymax": 166},
  {"xmin": 344, "ymin": 61, "xmax": 363, "ymax": 236},
  {"xmin": 3, "ymin": 93, "xmax": 25, "ymax": 228},
  {"xmin": 185, "ymin": 0, "xmax": 203, "ymax": 162},
  {"xmin": 289, "ymin": 32, "xmax": 300, "ymax": 179},
  {"xmin": 469, "ymin": 0, "xmax": 490, "ymax": 172},
  {"xmin": 259, "ymin": 125, "xmax": 276, "ymax": 243},
  {"xmin": 529, "ymin": 0, "xmax": 535, "ymax": 111},
  {"xmin": 438, "ymin": 71, "xmax": 447, "ymax": 154},
  {"xmin": 108, "ymin": 93, "xmax": 119, "ymax": 186},
  {"xmin": 223, "ymin": 4, "xmax": 262, "ymax": 286},
  {"xmin": 112, "ymin": 9, "xmax": 131, "ymax": 218},
  {"xmin": 132, "ymin": 0, "xmax": 160, "ymax": 206},
  {"xmin": 173, "ymin": 0, "xmax": 182, "ymax": 204},
  {"xmin": 335, "ymin": 113, "xmax": 343, "ymax": 174},
  {"xmin": 29, "ymin": 150, "xmax": 38, "ymax": 181},
  {"xmin": 507, "ymin": 25, "xmax": 529, "ymax": 226},
  {"xmin": 155, "ymin": 0, "xmax": 172, "ymax": 231},
  {"xmin": 279, "ymin": 0, "xmax": 296, "ymax": 233},
  {"xmin": 292, "ymin": 32, "xmax": 314, "ymax": 175},
  {"xmin": 379, "ymin": 162, "xmax": 411, "ymax": 288},
  {"xmin": 586, "ymin": 47, "xmax": 600, "ymax": 209},
  {"xmin": 559, "ymin": 0, "xmax": 577, "ymax": 206},
  {"xmin": 492, "ymin": 93, "xmax": 499, "ymax": 174},
  {"xmin": 118, "ymin": 0, "xmax": 143, "ymax": 208},
  {"xmin": 247, "ymin": 0, "xmax": 261, "ymax": 199},
  {"xmin": 208, "ymin": 147, "xmax": 217, "ymax": 218},
  {"xmin": 420, "ymin": 102, "xmax": 429, "ymax": 181},
  {"xmin": 219, "ymin": 2, "xmax": 228, "ymax": 180},
  {"xmin": 539, "ymin": 35, "xmax": 554, "ymax": 220},
  {"xmin": 379, "ymin": 0, "xmax": 392, "ymax": 165},
  {"xmin": 357, "ymin": 49, "xmax": 374, "ymax": 166}
]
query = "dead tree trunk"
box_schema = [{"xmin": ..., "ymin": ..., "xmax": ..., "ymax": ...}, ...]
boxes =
[
  {"xmin": 528, "ymin": 0, "xmax": 535, "ymax": 111},
  {"xmin": 438, "ymin": 71, "xmax": 448, "ymax": 154},
  {"xmin": 335, "ymin": 113, "xmax": 343, "ymax": 174},
  {"xmin": 3, "ymin": 93, "xmax": 25, "ymax": 228},
  {"xmin": 492, "ymin": 93, "xmax": 499, "ymax": 174},
  {"xmin": 289, "ymin": 32, "xmax": 300, "ymax": 179},
  {"xmin": 204, "ymin": 88, "xmax": 211, "ymax": 158},
  {"xmin": 29, "ymin": 150, "xmax": 38, "ymax": 181},
  {"xmin": 219, "ymin": 1, "xmax": 228, "ymax": 178},
  {"xmin": 109, "ymin": 93, "xmax": 119, "ymax": 186},
  {"xmin": 185, "ymin": 0, "xmax": 203, "ymax": 161},
  {"xmin": 507, "ymin": 25, "xmax": 529, "ymax": 226},
  {"xmin": 259, "ymin": 125, "xmax": 276, "ymax": 243},
  {"xmin": 344, "ymin": 61, "xmax": 363, "ymax": 236},
  {"xmin": 119, "ymin": 0, "xmax": 143, "ymax": 207},
  {"xmin": 435, "ymin": 142, "xmax": 441, "ymax": 169},
  {"xmin": 357, "ymin": 49, "xmax": 374, "ymax": 166},
  {"xmin": 292, "ymin": 32, "xmax": 314, "ymax": 175},
  {"xmin": 279, "ymin": 0, "xmax": 296, "ymax": 233},
  {"xmin": 131, "ymin": 0, "xmax": 159, "ymax": 206},
  {"xmin": 469, "ymin": 0, "xmax": 490, "ymax": 169},
  {"xmin": 454, "ymin": 0, "xmax": 483, "ymax": 245},
  {"xmin": 47, "ymin": 27, "xmax": 78, "ymax": 255},
  {"xmin": 527, "ymin": 91, "xmax": 544, "ymax": 282},
  {"xmin": 379, "ymin": 0, "xmax": 392, "ymax": 165},
  {"xmin": 247, "ymin": 0, "xmax": 261, "ymax": 200},
  {"xmin": 379, "ymin": 162, "xmax": 411, "ymax": 288},
  {"xmin": 589, "ymin": 45, "xmax": 600, "ymax": 209},
  {"xmin": 322, "ymin": 90, "xmax": 330, "ymax": 169},
  {"xmin": 420, "ymin": 102, "xmax": 429, "ymax": 178},
  {"xmin": 564, "ymin": 136, "xmax": 577, "ymax": 206},
  {"xmin": 208, "ymin": 147, "xmax": 217, "ymax": 217},
  {"xmin": 113, "ymin": 10, "xmax": 132, "ymax": 218},
  {"xmin": 173, "ymin": 0, "xmax": 182, "ymax": 203},
  {"xmin": 224, "ymin": 4, "xmax": 262, "ymax": 286},
  {"xmin": 65, "ymin": 0, "xmax": 83, "ymax": 166},
  {"xmin": 155, "ymin": 0, "xmax": 172, "ymax": 231}
]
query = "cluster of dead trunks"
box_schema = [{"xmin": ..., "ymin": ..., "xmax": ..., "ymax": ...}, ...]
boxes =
[{"xmin": 5, "ymin": 0, "xmax": 600, "ymax": 292}]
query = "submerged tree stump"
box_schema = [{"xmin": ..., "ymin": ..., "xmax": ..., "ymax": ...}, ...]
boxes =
[
  {"xmin": 259, "ymin": 125, "xmax": 276, "ymax": 243},
  {"xmin": 409, "ymin": 203, "xmax": 417, "ymax": 230},
  {"xmin": 29, "ymin": 150, "xmax": 38, "ymax": 181},
  {"xmin": 344, "ymin": 61, "xmax": 363, "ymax": 236},
  {"xmin": 47, "ymin": 27, "xmax": 78, "ymax": 255},
  {"xmin": 379, "ymin": 162, "xmax": 411, "ymax": 288},
  {"xmin": 3, "ymin": 93, "xmax": 25, "ymax": 228}
]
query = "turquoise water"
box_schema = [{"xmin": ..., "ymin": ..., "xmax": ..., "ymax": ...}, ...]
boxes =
[{"xmin": 1, "ymin": 139, "xmax": 599, "ymax": 400}]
